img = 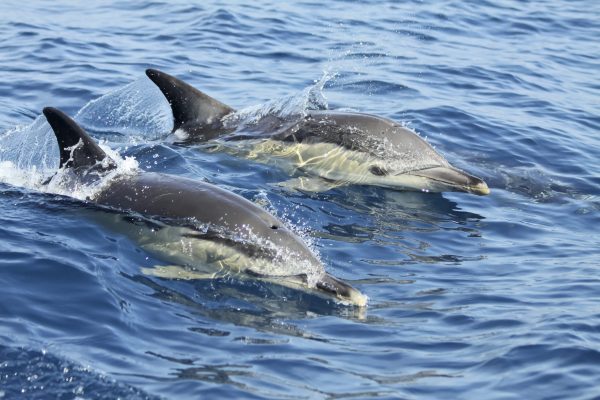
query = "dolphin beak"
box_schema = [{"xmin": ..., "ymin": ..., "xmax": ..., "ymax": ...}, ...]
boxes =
[
  {"xmin": 410, "ymin": 166, "xmax": 490, "ymax": 196},
  {"xmin": 469, "ymin": 180, "xmax": 490, "ymax": 196},
  {"xmin": 316, "ymin": 274, "xmax": 368, "ymax": 307},
  {"xmin": 266, "ymin": 272, "xmax": 368, "ymax": 307}
]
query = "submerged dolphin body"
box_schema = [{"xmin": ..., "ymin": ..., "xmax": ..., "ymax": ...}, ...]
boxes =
[
  {"xmin": 146, "ymin": 69, "xmax": 490, "ymax": 195},
  {"xmin": 41, "ymin": 107, "xmax": 367, "ymax": 307}
]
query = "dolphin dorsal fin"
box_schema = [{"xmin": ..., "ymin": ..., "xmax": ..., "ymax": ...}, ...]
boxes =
[
  {"xmin": 146, "ymin": 68, "xmax": 234, "ymax": 132},
  {"xmin": 43, "ymin": 107, "xmax": 115, "ymax": 171}
]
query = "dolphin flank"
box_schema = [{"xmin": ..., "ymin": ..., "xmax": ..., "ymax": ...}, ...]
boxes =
[
  {"xmin": 41, "ymin": 107, "xmax": 367, "ymax": 307},
  {"xmin": 146, "ymin": 68, "xmax": 489, "ymax": 196}
]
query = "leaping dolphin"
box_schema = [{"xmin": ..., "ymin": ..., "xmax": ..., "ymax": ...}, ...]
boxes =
[
  {"xmin": 146, "ymin": 68, "xmax": 490, "ymax": 196},
  {"xmin": 41, "ymin": 107, "xmax": 367, "ymax": 307}
]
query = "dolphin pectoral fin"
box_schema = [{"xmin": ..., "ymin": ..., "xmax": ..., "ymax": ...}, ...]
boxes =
[
  {"xmin": 141, "ymin": 265, "xmax": 219, "ymax": 281},
  {"xmin": 276, "ymin": 177, "xmax": 346, "ymax": 193},
  {"xmin": 145, "ymin": 69, "xmax": 234, "ymax": 133}
]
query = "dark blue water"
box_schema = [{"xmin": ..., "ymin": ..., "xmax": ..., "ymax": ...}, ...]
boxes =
[{"xmin": 1, "ymin": 1, "xmax": 599, "ymax": 399}]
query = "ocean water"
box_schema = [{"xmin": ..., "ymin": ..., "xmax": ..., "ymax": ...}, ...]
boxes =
[{"xmin": 1, "ymin": 0, "xmax": 599, "ymax": 399}]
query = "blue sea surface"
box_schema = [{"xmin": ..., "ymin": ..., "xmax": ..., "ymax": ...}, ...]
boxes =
[{"xmin": 1, "ymin": 1, "xmax": 599, "ymax": 399}]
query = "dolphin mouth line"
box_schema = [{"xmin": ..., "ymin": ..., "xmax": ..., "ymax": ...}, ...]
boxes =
[
  {"xmin": 406, "ymin": 167, "xmax": 490, "ymax": 196},
  {"xmin": 415, "ymin": 176, "xmax": 490, "ymax": 195}
]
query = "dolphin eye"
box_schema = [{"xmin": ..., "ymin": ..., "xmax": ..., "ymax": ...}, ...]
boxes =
[
  {"xmin": 271, "ymin": 225, "xmax": 279, "ymax": 230},
  {"xmin": 369, "ymin": 166, "xmax": 388, "ymax": 176}
]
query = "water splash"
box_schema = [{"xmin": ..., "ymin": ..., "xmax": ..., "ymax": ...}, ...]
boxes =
[
  {"xmin": 0, "ymin": 116, "xmax": 58, "ymax": 179},
  {"xmin": 44, "ymin": 147, "xmax": 139, "ymax": 201},
  {"xmin": 222, "ymin": 70, "xmax": 335, "ymax": 129},
  {"xmin": 76, "ymin": 77, "xmax": 172, "ymax": 140},
  {"xmin": 251, "ymin": 189, "xmax": 324, "ymax": 283},
  {"xmin": 0, "ymin": 113, "xmax": 138, "ymax": 200}
]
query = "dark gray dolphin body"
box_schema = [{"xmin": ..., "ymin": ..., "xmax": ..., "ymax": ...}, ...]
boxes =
[
  {"xmin": 146, "ymin": 69, "xmax": 489, "ymax": 195},
  {"xmin": 42, "ymin": 107, "xmax": 367, "ymax": 306}
]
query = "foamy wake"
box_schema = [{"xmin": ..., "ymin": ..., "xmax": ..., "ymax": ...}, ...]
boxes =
[{"xmin": 0, "ymin": 147, "xmax": 138, "ymax": 202}]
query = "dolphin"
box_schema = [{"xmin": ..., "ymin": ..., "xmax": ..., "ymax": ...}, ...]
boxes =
[
  {"xmin": 41, "ymin": 107, "xmax": 367, "ymax": 307},
  {"xmin": 146, "ymin": 68, "xmax": 490, "ymax": 195}
]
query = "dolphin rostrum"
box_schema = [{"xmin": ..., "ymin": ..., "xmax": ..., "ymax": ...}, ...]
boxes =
[
  {"xmin": 146, "ymin": 68, "xmax": 490, "ymax": 195},
  {"xmin": 42, "ymin": 107, "xmax": 367, "ymax": 307}
]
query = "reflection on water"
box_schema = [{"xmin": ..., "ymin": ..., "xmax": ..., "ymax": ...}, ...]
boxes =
[
  {"xmin": 300, "ymin": 187, "xmax": 486, "ymax": 268},
  {"xmin": 128, "ymin": 272, "xmax": 366, "ymax": 330}
]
